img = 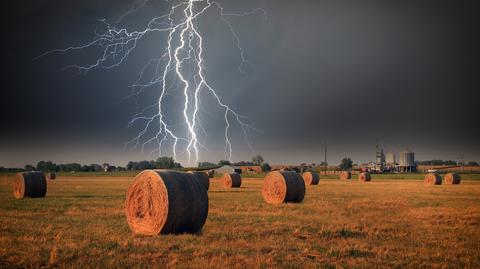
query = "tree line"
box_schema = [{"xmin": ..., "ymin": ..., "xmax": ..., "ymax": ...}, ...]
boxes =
[
  {"xmin": 1, "ymin": 155, "xmax": 272, "ymax": 173},
  {"xmin": 416, "ymin": 160, "xmax": 479, "ymax": 166},
  {"xmin": 198, "ymin": 155, "xmax": 272, "ymax": 172},
  {"xmin": 127, "ymin": 157, "xmax": 183, "ymax": 171}
]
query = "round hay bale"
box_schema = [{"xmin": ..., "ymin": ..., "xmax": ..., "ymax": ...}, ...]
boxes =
[
  {"xmin": 13, "ymin": 172, "xmax": 47, "ymax": 199},
  {"xmin": 222, "ymin": 173, "xmax": 241, "ymax": 188},
  {"xmin": 424, "ymin": 173, "xmax": 442, "ymax": 185},
  {"xmin": 302, "ymin": 172, "xmax": 319, "ymax": 185},
  {"xmin": 47, "ymin": 173, "xmax": 56, "ymax": 180},
  {"xmin": 125, "ymin": 170, "xmax": 208, "ymax": 235},
  {"xmin": 444, "ymin": 173, "xmax": 461, "ymax": 185},
  {"xmin": 339, "ymin": 171, "xmax": 351, "ymax": 180},
  {"xmin": 189, "ymin": 171, "xmax": 210, "ymax": 190},
  {"xmin": 358, "ymin": 172, "xmax": 371, "ymax": 182},
  {"xmin": 263, "ymin": 171, "xmax": 305, "ymax": 204}
]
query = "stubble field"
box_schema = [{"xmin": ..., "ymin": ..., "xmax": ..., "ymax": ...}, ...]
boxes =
[{"xmin": 1, "ymin": 174, "xmax": 479, "ymax": 268}]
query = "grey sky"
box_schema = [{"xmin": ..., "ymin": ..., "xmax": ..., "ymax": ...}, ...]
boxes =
[{"xmin": 1, "ymin": 0, "xmax": 478, "ymax": 167}]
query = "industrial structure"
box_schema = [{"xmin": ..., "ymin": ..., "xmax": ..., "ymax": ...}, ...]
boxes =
[
  {"xmin": 374, "ymin": 142, "xmax": 386, "ymax": 172},
  {"xmin": 368, "ymin": 141, "xmax": 416, "ymax": 173},
  {"xmin": 385, "ymin": 153, "xmax": 396, "ymax": 171},
  {"xmin": 398, "ymin": 149, "xmax": 416, "ymax": 172}
]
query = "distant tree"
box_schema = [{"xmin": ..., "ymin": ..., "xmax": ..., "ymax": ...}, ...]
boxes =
[
  {"xmin": 261, "ymin": 162, "xmax": 271, "ymax": 172},
  {"xmin": 139, "ymin": 160, "xmax": 152, "ymax": 170},
  {"xmin": 155, "ymin": 157, "xmax": 182, "ymax": 169},
  {"xmin": 252, "ymin": 155, "xmax": 264, "ymax": 166},
  {"xmin": 339, "ymin": 157, "xmax": 353, "ymax": 171},
  {"xmin": 444, "ymin": 160, "xmax": 457, "ymax": 166},
  {"xmin": 319, "ymin": 161, "xmax": 328, "ymax": 166},
  {"xmin": 467, "ymin": 161, "xmax": 479, "ymax": 167},
  {"xmin": 90, "ymin": 164, "xmax": 102, "ymax": 172},
  {"xmin": 36, "ymin": 161, "xmax": 57, "ymax": 172},
  {"xmin": 198, "ymin": 162, "xmax": 217, "ymax": 168},
  {"xmin": 81, "ymin": 165, "xmax": 91, "ymax": 172},
  {"xmin": 24, "ymin": 164, "xmax": 35, "ymax": 171},
  {"xmin": 233, "ymin": 161, "xmax": 255, "ymax": 166},
  {"xmin": 218, "ymin": 160, "xmax": 231, "ymax": 166},
  {"xmin": 57, "ymin": 163, "xmax": 82, "ymax": 172},
  {"xmin": 127, "ymin": 161, "xmax": 137, "ymax": 171}
]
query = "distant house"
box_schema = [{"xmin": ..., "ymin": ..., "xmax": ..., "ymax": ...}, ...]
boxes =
[{"xmin": 213, "ymin": 165, "xmax": 242, "ymax": 176}]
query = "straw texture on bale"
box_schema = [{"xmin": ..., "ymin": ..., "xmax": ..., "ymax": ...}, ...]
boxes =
[
  {"xmin": 263, "ymin": 171, "xmax": 306, "ymax": 204},
  {"xmin": 339, "ymin": 171, "xmax": 351, "ymax": 180},
  {"xmin": 424, "ymin": 173, "xmax": 442, "ymax": 185},
  {"xmin": 358, "ymin": 172, "xmax": 371, "ymax": 182},
  {"xmin": 125, "ymin": 170, "xmax": 208, "ymax": 235},
  {"xmin": 47, "ymin": 173, "xmax": 56, "ymax": 180},
  {"xmin": 189, "ymin": 171, "xmax": 210, "ymax": 190},
  {"xmin": 444, "ymin": 173, "xmax": 461, "ymax": 185},
  {"xmin": 302, "ymin": 172, "xmax": 319, "ymax": 185},
  {"xmin": 13, "ymin": 172, "xmax": 47, "ymax": 199},
  {"xmin": 222, "ymin": 173, "xmax": 242, "ymax": 188}
]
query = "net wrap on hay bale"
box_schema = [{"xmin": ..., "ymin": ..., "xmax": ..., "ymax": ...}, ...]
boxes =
[
  {"xmin": 222, "ymin": 173, "xmax": 242, "ymax": 188},
  {"xmin": 189, "ymin": 171, "xmax": 210, "ymax": 190},
  {"xmin": 125, "ymin": 170, "xmax": 208, "ymax": 235},
  {"xmin": 444, "ymin": 173, "xmax": 461, "ymax": 185},
  {"xmin": 424, "ymin": 173, "xmax": 442, "ymax": 185},
  {"xmin": 47, "ymin": 173, "xmax": 56, "ymax": 180},
  {"xmin": 263, "ymin": 171, "xmax": 306, "ymax": 204},
  {"xmin": 13, "ymin": 172, "xmax": 47, "ymax": 199},
  {"xmin": 358, "ymin": 172, "xmax": 371, "ymax": 182},
  {"xmin": 302, "ymin": 172, "xmax": 319, "ymax": 185},
  {"xmin": 339, "ymin": 171, "xmax": 352, "ymax": 180}
]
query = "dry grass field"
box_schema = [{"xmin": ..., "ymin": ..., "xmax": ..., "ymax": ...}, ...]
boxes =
[{"xmin": 1, "ymin": 174, "xmax": 480, "ymax": 268}]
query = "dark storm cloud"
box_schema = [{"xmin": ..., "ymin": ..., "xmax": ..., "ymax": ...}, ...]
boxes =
[{"xmin": 1, "ymin": 0, "xmax": 479, "ymax": 167}]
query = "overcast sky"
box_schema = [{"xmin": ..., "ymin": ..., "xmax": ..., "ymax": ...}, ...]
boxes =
[{"xmin": 1, "ymin": 0, "xmax": 479, "ymax": 167}]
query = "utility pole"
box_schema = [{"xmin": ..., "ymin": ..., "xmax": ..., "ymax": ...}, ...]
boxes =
[{"xmin": 324, "ymin": 140, "xmax": 327, "ymax": 171}]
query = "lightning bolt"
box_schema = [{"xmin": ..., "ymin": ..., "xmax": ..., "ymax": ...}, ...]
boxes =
[{"xmin": 37, "ymin": 0, "xmax": 266, "ymax": 166}]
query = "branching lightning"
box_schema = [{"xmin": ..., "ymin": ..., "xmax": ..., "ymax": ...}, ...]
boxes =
[{"xmin": 38, "ymin": 0, "xmax": 265, "ymax": 165}]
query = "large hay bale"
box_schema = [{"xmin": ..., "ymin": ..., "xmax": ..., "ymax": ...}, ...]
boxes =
[
  {"xmin": 263, "ymin": 171, "xmax": 305, "ymax": 204},
  {"xmin": 358, "ymin": 172, "xmax": 371, "ymax": 182},
  {"xmin": 339, "ymin": 171, "xmax": 351, "ymax": 180},
  {"xmin": 302, "ymin": 172, "xmax": 319, "ymax": 185},
  {"xmin": 47, "ymin": 173, "xmax": 56, "ymax": 180},
  {"xmin": 222, "ymin": 173, "xmax": 241, "ymax": 188},
  {"xmin": 13, "ymin": 172, "xmax": 47, "ymax": 199},
  {"xmin": 444, "ymin": 173, "xmax": 461, "ymax": 185},
  {"xmin": 424, "ymin": 173, "xmax": 442, "ymax": 185},
  {"xmin": 125, "ymin": 170, "xmax": 208, "ymax": 235},
  {"xmin": 189, "ymin": 171, "xmax": 210, "ymax": 190}
]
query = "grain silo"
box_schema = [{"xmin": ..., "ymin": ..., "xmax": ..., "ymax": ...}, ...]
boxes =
[
  {"xmin": 385, "ymin": 153, "xmax": 396, "ymax": 172},
  {"xmin": 398, "ymin": 149, "xmax": 416, "ymax": 172},
  {"xmin": 386, "ymin": 153, "xmax": 396, "ymax": 165}
]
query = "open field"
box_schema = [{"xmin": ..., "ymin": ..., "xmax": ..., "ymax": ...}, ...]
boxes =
[{"xmin": 1, "ymin": 175, "xmax": 480, "ymax": 268}]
